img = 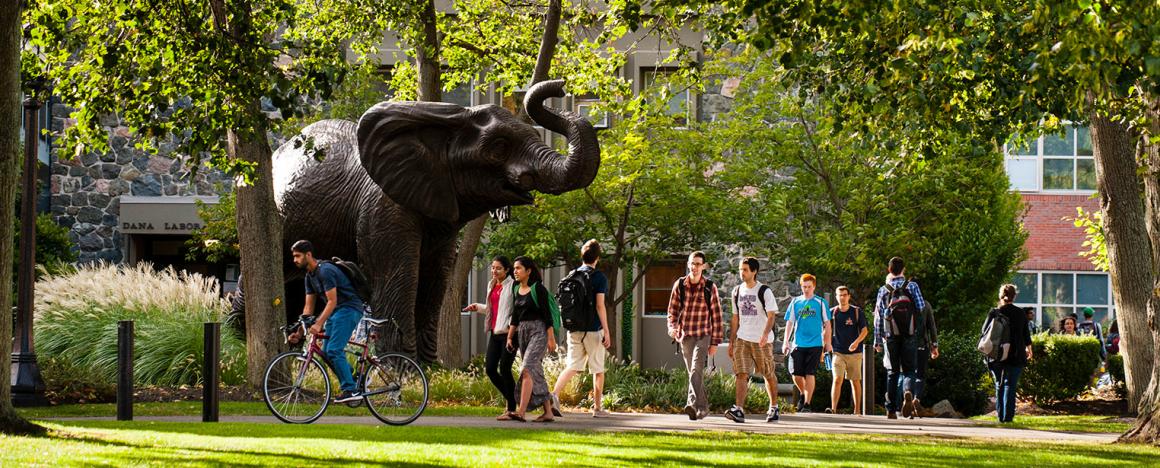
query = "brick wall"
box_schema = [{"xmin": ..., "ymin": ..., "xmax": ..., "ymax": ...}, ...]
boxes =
[{"xmin": 1019, "ymin": 193, "xmax": 1100, "ymax": 271}]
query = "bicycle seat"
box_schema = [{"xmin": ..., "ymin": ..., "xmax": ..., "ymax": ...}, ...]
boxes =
[{"xmin": 361, "ymin": 317, "xmax": 390, "ymax": 326}]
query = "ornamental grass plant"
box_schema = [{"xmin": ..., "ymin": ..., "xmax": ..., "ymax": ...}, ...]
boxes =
[{"xmin": 34, "ymin": 263, "xmax": 246, "ymax": 388}]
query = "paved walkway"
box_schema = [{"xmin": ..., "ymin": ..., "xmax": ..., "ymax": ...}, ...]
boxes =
[{"xmin": 51, "ymin": 411, "xmax": 1118, "ymax": 443}]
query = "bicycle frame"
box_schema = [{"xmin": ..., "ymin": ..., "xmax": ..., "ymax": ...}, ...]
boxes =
[{"xmin": 292, "ymin": 320, "xmax": 390, "ymax": 397}]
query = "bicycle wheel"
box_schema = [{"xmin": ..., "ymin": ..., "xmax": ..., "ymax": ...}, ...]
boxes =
[
  {"xmin": 364, "ymin": 353, "xmax": 428, "ymax": 426},
  {"xmin": 263, "ymin": 351, "xmax": 331, "ymax": 423}
]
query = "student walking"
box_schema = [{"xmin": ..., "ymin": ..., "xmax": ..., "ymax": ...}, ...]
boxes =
[
  {"xmin": 782, "ymin": 274, "xmax": 832, "ymax": 413},
  {"xmin": 912, "ymin": 300, "xmax": 940, "ymax": 417},
  {"xmin": 506, "ymin": 256, "xmax": 558, "ymax": 422},
  {"xmin": 551, "ymin": 240, "xmax": 613, "ymax": 418},
  {"xmin": 667, "ymin": 251, "xmax": 724, "ymax": 421},
  {"xmin": 829, "ymin": 286, "xmax": 868, "ymax": 415},
  {"xmin": 463, "ymin": 256, "xmax": 518, "ymax": 420},
  {"xmin": 873, "ymin": 257, "xmax": 926, "ymax": 419},
  {"xmin": 725, "ymin": 257, "xmax": 781, "ymax": 423},
  {"xmin": 986, "ymin": 283, "xmax": 1033, "ymax": 423}
]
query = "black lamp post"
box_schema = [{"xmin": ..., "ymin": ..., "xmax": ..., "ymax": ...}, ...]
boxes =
[{"xmin": 12, "ymin": 80, "xmax": 47, "ymax": 407}]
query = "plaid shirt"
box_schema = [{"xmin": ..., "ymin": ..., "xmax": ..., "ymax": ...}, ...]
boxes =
[
  {"xmin": 667, "ymin": 276, "xmax": 724, "ymax": 346},
  {"xmin": 874, "ymin": 275, "xmax": 927, "ymax": 346}
]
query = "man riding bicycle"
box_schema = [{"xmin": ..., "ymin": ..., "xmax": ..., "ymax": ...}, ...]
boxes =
[{"xmin": 292, "ymin": 239, "xmax": 364, "ymax": 403}]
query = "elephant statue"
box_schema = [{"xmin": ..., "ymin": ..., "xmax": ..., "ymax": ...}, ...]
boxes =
[{"xmin": 271, "ymin": 80, "xmax": 600, "ymax": 362}]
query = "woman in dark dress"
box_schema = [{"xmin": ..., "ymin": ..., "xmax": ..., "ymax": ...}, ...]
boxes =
[
  {"xmin": 505, "ymin": 256, "xmax": 558, "ymax": 422},
  {"xmin": 987, "ymin": 283, "xmax": 1034, "ymax": 423}
]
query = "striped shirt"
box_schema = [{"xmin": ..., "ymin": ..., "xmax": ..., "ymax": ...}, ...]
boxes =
[{"xmin": 666, "ymin": 276, "xmax": 724, "ymax": 346}]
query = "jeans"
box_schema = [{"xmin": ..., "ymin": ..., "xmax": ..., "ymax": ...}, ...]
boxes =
[
  {"xmin": 883, "ymin": 335, "xmax": 918, "ymax": 412},
  {"xmin": 324, "ymin": 306, "xmax": 362, "ymax": 393},
  {"xmin": 991, "ymin": 364, "xmax": 1024, "ymax": 423},
  {"xmin": 485, "ymin": 333, "xmax": 517, "ymax": 412},
  {"xmin": 915, "ymin": 346, "xmax": 930, "ymax": 400}
]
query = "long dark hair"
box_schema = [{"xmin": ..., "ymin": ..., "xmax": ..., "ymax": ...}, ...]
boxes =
[
  {"xmin": 492, "ymin": 255, "xmax": 513, "ymax": 279},
  {"xmin": 513, "ymin": 256, "xmax": 542, "ymax": 285}
]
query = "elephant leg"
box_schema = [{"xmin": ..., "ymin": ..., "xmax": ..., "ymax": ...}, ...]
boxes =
[
  {"xmin": 414, "ymin": 231, "xmax": 458, "ymax": 364},
  {"xmin": 358, "ymin": 211, "xmax": 423, "ymax": 357}
]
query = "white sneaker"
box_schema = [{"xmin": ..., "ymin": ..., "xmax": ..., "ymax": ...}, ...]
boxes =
[{"xmin": 593, "ymin": 408, "xmax": 611, "ymax": 418}]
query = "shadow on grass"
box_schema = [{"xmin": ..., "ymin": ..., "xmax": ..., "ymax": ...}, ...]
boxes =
[{"xmin": 38, "ymin": 421, "xmax": 1160, "ymax": 467}]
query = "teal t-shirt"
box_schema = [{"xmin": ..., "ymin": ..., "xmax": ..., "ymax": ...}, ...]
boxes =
[{"xmin": 786, "ymin": 295, "xmax": 831, "ymax": 348}]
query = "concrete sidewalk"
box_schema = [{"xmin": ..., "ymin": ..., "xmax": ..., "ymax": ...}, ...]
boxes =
[{"xmin": 49, "ymin": 411, "xmax": 1118, "ymax": 443}]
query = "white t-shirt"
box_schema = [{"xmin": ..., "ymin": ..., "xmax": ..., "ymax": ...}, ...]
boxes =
[{"xmin": 732, "ymin": 282, "xmax": 779, "ymax": 344}]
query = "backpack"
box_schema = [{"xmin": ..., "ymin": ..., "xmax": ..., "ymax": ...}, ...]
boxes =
[
  {"xmin": 732, "ymin": 284, "xmax": 772, "ymax": 315},
  {"xmin": 977, "ymin": 308, "xmax": 1012, "ymax": 362},
  {"xmin": 1077, "ymin": 321, "xmax": 1100, "ymax": 338},
  {"xmin": 884, "ymin": 279, "xmax": 917, "ymax": 337},
  {"xmin": 327, "ymin": 257, "xmax": 373, "ymax": 301},
  {"xmin": 557, "ymin": 268, "xmax": 597, "ymax": 331}
]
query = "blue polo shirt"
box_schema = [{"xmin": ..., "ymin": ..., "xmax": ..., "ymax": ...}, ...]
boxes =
[
  {"xmin": 786, "ymin": 295, "xmax": 831, "ymax": 348},
  {"xmin": 305, "ymin": 262, "xmax": 365, "ymax": 310}
]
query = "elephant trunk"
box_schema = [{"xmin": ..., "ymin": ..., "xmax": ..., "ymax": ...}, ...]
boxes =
[{"xmin": 523, "ymin": 80, "xmax": 601, "ymax": 194}]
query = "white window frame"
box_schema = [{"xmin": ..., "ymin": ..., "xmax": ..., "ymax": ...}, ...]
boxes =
[
  {"xmin": 1003, "ymin": 125, "xmax": 1097, "ymax": 195},
  {"xmin": 1013, "ymin": 270, "xmax": 1115, "ymax": 330},
  {"xmin": 639, "ymin": 67, "xmax": 692, "ymax": 126}
]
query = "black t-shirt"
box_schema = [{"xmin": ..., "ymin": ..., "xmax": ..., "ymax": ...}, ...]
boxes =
[
  {"xmin": 830, "ymin": 305, "xmax": 867, "ymax": 354},
  {"xmin": 510, "ymin": 284, "xmax": 549, "ymax": 327},
  {"xmin": 995, "ymin": 303, "xmax": 1033, "ymax": 366}
]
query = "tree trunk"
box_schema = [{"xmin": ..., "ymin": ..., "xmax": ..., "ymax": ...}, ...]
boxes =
[
  {"xmin": 1121, "ymin": 95, "xmax": 1160, "ymax": 444},
  {"xmin": 530, "ymin": 0, "xmax": 562, "ymax": 85},
  {"xmin": 1091, "ymin": 111, "xmax": 1155, "ymax": 410},
  {"xmin": 231, "ymin": 117, "xmax": 286, "ymax": 387},
  {"xmin": 415, "ymin": 0, "xmax": 442, "ymax": 102},
  {"xmin": 436, "ymin": 216, "xmax": 487, "ymax": 367},
  {"xmin": 0, "ymin": 1, "xmax": 42, "ymax": 434}
]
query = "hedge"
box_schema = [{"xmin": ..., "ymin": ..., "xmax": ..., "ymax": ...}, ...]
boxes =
[{"xmin": 1021, "ymin": 333, "xmax": 1102, "ymax": 404}]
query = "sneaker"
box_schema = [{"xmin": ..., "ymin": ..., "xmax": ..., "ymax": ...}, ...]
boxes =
[
  {"xmin": 333, "ymin": 390, "xmax": 362, "ymax": 403},
  {"xmin": 550, "ymin": 393, "xmax": 563, "ymax": 417},
  {"xmin": 887, "ymin": 410, "xmax": 898, "ymax": 420},
  {"xmin": 902, "ymin": 391, "xmax": 915, "ymax": 419},
  {"xmin": 684, "ymin": 405, "xmax": 698, "ymax": 420},
  {"xmin": 724, "ymin": 405, "xmax": 746, "ymax": 423},
  {"xmin": 696, "ymin": 409, "xmax": 709, "ymax": 420},
  {"xmin": 799, "ymin": 405, "xmax": 812, "ymax": 414},
  {"xmin": 824, "ymin": 408, "xmax": 834, "ymax": 414},
  {"xmin": 795, "ymin": 395, "xmax": 804, "ymax": 412},
  {"xmin": 913, "ymin": 399, "xmax": 925, "ymax": 418},
  {"xmin": 593, "ymin": 408, "xmax": 611, "ymax": 418},
  {"xmin": 766, "ymin": 407, "xmax": 780, "ymax": 422}
]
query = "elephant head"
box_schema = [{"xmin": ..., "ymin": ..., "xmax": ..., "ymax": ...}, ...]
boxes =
[{"xmin": 355, "ymin": 79, "xmax": 601, "ymax": 224}]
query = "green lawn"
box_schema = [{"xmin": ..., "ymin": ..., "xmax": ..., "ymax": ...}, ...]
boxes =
[
  {"xmin": 1, "ymin": 421, "xmax": 1156, "ymax": 466},
  {"xmin": 969, "ymin": 415, "xmax": 1133, "ymax": 434},
  {"xmin": 19, "ymin": 402, "xmax": 506, "ymax": 419}
]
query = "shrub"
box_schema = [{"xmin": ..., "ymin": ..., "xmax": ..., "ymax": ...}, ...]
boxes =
[
  {"xmin": 1106, "ymin": 353, "xmax": 1124, "ymax": 385},
  {"xmin": 1021, "ymin": 333, "xmax": 1102, "ymax": 404},
  {"xmin": 922, "ymin": 332, "xmax": 990, "ymax": 416},
  {"xmin": 34, "ymin": 263, "xmax": 246, "ymax": 387}
]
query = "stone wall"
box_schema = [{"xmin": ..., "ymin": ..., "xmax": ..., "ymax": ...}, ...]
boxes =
[{"xmin": 48, "ymin": 105, "xmax": 233, "ymax": 263}]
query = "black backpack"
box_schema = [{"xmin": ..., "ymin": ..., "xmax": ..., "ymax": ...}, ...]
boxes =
[
  {"xmin": 326, "ymin": 257, "xmax": 372, "ymax": 301},
  {"xmin": 885, "ymin": 279, "xmax": 917, "ymax": 336},
  {"xmin": 557, "ymin": 268, "xmax": 598, "ymax": 331}
]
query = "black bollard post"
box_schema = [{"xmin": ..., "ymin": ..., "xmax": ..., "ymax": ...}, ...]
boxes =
[
  {"xmin": 203, "ymin": 322, "xmax": 221, "ymax": 422},
  {"xmin": 117, "ymin": 320, "xmax": 133, "ymax": 421},
  {"xmin": 863, "ymin": 345, "xmax": 876, "ymax": 416}
]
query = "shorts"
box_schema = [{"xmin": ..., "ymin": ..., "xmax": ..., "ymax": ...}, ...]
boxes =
[
  {"xmin": 565, "ymin": 330, "xmax": 606, "ymax": 374},
  {"xmin": 788, "ymin": 346, "xmax": 823, "ymax": 376},
  {"xmin": 732, "ymin": 338, "xmax": 775, "ymax": 377},
  {"xmin": 833, "ymin": 352, "xmax": 863, "ymax": 380}
]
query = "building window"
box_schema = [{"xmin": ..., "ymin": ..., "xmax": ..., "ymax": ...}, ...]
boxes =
[
  {"xmin": 1013, "ymin": 271, "xmax": 1114, "ymax": 331},
  {"xmin": 1004, "ymin": 125, "xmax": 1096, "ymax": 193},
  {"xmin": 575, "ymin": 98, "xmax": 609, "ymax": 128},
  {"xmin": 643, "ymin": 262, "xmax": 684, "ymax": 316},
  {"xmin": 640, "ymin": 68, "xmax": 690, "ymax": 126},
  {"xmin": 442, "ymin": 79, "xmax": 473, "ymax": 107}
]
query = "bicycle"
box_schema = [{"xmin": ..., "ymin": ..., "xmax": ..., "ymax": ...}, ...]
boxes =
[{"xmin": 262, "ymin": 314, "xmax": 429, "ymax": 425}]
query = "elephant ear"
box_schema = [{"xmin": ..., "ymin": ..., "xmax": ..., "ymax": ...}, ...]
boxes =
[{"xmin": 356, "ymin": 101, "xmax": 468, "ymax": 223}]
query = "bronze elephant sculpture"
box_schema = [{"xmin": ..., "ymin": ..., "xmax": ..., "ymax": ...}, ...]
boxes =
[{"xmin": 271, "ymin": 80, "xmax": 600, "ymax": 362}]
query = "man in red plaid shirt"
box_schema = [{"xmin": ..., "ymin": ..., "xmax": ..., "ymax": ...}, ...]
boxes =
[{"xmin": 667, "ymin": 251, "xmax": 724, "ymax": 420}]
